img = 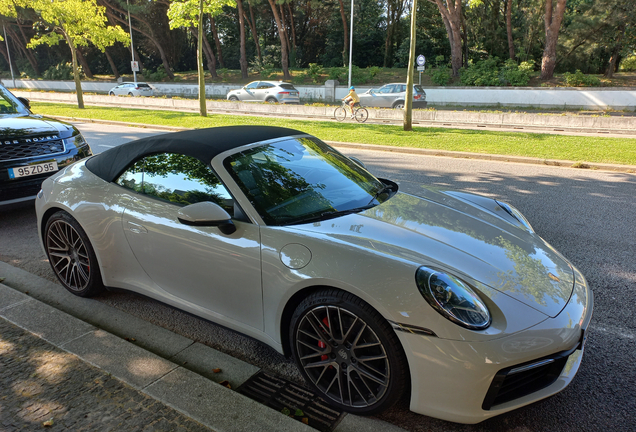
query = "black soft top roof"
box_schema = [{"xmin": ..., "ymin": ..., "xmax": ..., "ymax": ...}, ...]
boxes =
[{"xmin": 86, "ymin": 125, "xmax": 302, "ymax": 182}]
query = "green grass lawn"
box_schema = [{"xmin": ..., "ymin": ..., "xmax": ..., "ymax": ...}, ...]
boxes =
[{"xmin": 33, "ymin": 102, "xmax": 636, "ymax": 166}]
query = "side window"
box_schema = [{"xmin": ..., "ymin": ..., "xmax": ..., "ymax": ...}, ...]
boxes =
[
  {"xmin": 116, "ymin": 153, "xmax": 234, "ymax": 216},
  {"xmin": 246, "ymin": 82, "xmax": 259, "ymax": 90},
  {"xmin": 257, "ymin": 82, "xmax": 274, "ymax": 89},
  {"xmin": 398, "ymin": 85, "xmax": 406, "ymax": 92}
]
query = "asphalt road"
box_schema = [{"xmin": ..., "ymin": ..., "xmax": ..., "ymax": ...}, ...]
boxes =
[{"xmin": 1, "ymin": 122, "xmax": 634, "ymax": 432}]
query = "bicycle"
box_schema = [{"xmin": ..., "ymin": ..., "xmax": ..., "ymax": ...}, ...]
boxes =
[{"xmin": 334, "ymin": 101, "xmax": 368, "ymax": 123}]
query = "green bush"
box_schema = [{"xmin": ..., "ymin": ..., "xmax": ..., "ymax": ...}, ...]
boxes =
[
  {"xmin": 146, "ymin": 67, "xmax": 168, "ymax": 82},
  {"xmin": 43, "ymin": 63, "xmax": 79, "ymax": 80},
  {"xmin": 562, "ymin": 70, "xmax": 601, "ymax": 87},
  {"xmin": 327, "ymin": 67, "xmax": 346, "ymax": 82},
  {"xmin": 429, "ymin": 67, "xmax": 452, "ymax": 86},
  {"xmin": 304, "ymin": 63, "xmax": 323, "ymax": 83},
  {"xmin": 619, "ymin": 55, "xmax": 636, "ymax": 72},
  {"xmin": 500, "ymin": 59, "xmax": 535, "ymax": 86},
  {"xmin": 460, "ymin": 58, "xmax": 500, "ymax": 86}
]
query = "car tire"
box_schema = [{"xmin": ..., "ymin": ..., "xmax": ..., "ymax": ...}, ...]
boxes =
[
  {"xmin": 128, "ymin": 92, "xmax": 134, "ymax": 97},
  {"xmin": 229, "ymin": 96, "xmax": 239, "ymax": 102},
  {"xmin": 266, "ymin": 97, "xmax": 278, "ymax": 104},
  {"xmin": 290, "ymin": 289, "xmax": 408, "ymax": 415},
  {"xmin": 392, "ymin": 101, "xmax": 405, "ymax": 110},
  {"xmin": 44, "ymin": 211, "xmax": 105, "ymax": 298},
  {"xmin": 109, "ymin": 91, "xmax": 115, "ymax": 96}
]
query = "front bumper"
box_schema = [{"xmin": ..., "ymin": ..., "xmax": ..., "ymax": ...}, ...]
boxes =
[
  {"xmin": 0, "ymin": 143, "xmax": 92, "ymax": 205},
  {"xmin": 396, "ymin": 271, "xmax": 593, "ymax": 424}
]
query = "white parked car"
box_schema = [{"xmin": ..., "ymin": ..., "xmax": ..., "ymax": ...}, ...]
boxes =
[
  {"xmin": 358, "ymin": 83, "xmax": 427, "ymax": 109},
  {"xmin": 108, "ymin": 82, "xmax": 154, "ymax": 97},
  {"xmin": 227, "ymin": 81, "xmax": 300, "ymax": 104},
  {"xmin": 35, "ymin": 126, "xmax": 592, "ymax": 423}
]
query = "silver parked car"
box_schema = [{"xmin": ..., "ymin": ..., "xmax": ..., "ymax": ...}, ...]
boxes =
[
  {"xmin": 36, "ymin": 126, "xmax": 592, "ymax": 424},
  {"xmin": 108, "ymin": 82, "xmax": 154, "ymax": 97},
  {"xmin": 227, "ymin": 81, "xmax": 300, "ymax": 104},
  {"xmin": 359, "ymin": 83, "xmax": 427, "ymax": 109}
]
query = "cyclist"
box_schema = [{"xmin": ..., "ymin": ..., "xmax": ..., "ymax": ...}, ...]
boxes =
[{"xmin": 342, "ymin": 86, "xmax": 360, "ymax": 118}]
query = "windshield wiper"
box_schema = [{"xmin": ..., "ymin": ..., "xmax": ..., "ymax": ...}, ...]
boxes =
[
  {"xmin": 367, "ymin": 184, "xmax": 394, "ymax": 206},
  {"xmin": 291, "ymin": 205, "xmax": 375, "ymax": 225}
]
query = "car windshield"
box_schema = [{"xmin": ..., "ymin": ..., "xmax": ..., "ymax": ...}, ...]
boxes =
[
  {"xmin": 225, "ymin": 137, "xmax": 392, "ymax": 225},
  {"xmin": 0, "ymin": 87, "xmax": 30, "ymax": 116}
]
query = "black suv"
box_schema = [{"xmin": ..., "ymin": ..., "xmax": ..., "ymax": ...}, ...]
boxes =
[{"xmin": 0, "ymin": 84, "xmax": 92, "ymax": 205}]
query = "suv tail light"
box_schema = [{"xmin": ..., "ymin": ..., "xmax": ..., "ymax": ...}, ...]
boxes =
[{"xmin": 414, "ymin": 94, "xmax": 421, "ymax": 100}]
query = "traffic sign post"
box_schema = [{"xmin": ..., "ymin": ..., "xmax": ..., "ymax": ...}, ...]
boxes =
[{"xmin": 416, "ymin": 55, "xmax": 426, "ymax": 85}]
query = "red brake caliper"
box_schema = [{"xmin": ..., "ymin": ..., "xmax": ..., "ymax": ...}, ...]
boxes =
[{"xmin": 319, "ymin": 317, "xmax": 329, "ymax": 361}]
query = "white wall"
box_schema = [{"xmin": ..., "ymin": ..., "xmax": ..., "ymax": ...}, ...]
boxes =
[{"xmin": 3, "ymin": 79, "xmax": 635, "ymax": 110}]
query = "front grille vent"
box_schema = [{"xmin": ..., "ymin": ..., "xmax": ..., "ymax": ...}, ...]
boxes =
[{"xmin": 0, "ymin": 135, "xmax": 65, "ymax": 162}]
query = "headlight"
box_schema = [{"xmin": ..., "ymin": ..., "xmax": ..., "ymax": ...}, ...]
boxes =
[
  {"xmin": 416, "ymin": 267, "xmax": 491, "ymax": 330},
  {"xmin": 495, "ymin": 200, "xmax": 534, "ymax": 233},
  {"xmin": 63, "ymin": 133, "xmax": 88, "ymax": 149}
]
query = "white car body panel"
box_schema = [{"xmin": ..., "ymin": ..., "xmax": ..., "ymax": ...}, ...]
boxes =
[{"xmin": 35, "ymin": 133, "xmax": 593, "ymax": 424}]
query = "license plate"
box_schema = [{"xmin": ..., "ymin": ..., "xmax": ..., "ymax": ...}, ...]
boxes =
[{"xmin": 9, "ymin": 161, "xmax": 59, "ymax": 179}]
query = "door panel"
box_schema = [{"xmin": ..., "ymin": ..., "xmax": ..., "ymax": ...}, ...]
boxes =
[{"xmin": 122, "ymin": 198, "xmax": 263, "ymax": 330}]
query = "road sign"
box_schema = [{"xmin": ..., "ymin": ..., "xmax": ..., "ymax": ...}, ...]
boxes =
[
  {"xmin": 417, "ymin": 66, "xmax": 426, "ymax": 72},
  {"xmin": 416, "ymin": 55, "xmax": 426, "ymax": 66},
  {"xmin": 131, "ymin": 61, "xmax": 139, "ymax": 72}
]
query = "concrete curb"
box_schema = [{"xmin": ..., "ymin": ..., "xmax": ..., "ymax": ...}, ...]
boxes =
[{"xmin": 0, "ymin": 261, "xmax": 407, "ymax": 432}]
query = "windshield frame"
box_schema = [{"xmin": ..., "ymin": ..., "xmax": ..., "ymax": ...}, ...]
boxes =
[
  {"xmin": 222, "ymin": 136, "xmax": 394, "ymax": 226},
  {"xmin": 0, "ymin": 85, "xmax": 31, "ymax": 116}
]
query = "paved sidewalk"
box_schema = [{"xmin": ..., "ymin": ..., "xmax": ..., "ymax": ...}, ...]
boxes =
[
  {"xmin": 0, "ymin": 318, "xmax": 213, "ymax": 432},
  {"xmin": 0, "ymin": 262, "xmax": 406, "ymax": 432}
]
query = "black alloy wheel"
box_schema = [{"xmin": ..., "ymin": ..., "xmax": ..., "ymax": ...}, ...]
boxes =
[
  {"xmin": 44, "ymin": 211, "xmax": 104, "ymax": 297},
  {"xmin": 290, "ymin": 289, "xmax": 408, "ymax": 415}
]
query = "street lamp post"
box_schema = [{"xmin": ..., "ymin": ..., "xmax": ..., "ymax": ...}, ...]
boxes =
[
  {"xmin": 127, "ymin": 0, "xmax": 137, "ymax": 84},
  {"xmin": 347, "ymin": 0, "xmax": 354, "ymax": 88}
]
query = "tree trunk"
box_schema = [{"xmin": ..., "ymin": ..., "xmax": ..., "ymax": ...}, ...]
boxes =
[
  {"xmin": 286, "ymin": 2, "xmax": 297, "ymax": 66},
  {"xmin": 14, "ymin": 23, "xmax": 41, "ymax": 76},
  {"xmin": 190, "ymin": 27, "xmax": 217, "ymax": 79},
  {"xmin": 104, "ymin": 48, "xmax": 120, "ymax": 79},
  {"xmin": 246, "ymin": 0, "xmax": 262, "ymax": 62},
  {"xmin": 268, "ymin": 0, "xmax": 291, "ymax": 80},
  {"xmin": 540, "ymin": 0, "xmax": 567, "ymax": 80},
  {"xmin": 236, "ymin": 0, "xmax": 248, "ymax": 78},
  {"xmin": 434, "ymin": 0, "xmax": 463, "ymax": 77},
  {"xmin": 404, "ymin": 0, "xmax": 417, "ymax": 131},
  {"xmin": 506, "ymin": 0, "xmax": 515, "ymax": 59},
  {"xmin": 210, "ymin": 17, "xmax": 225, "ymax": 68},
  {"xmin": 101, "ymin": 1, "xmax": 175, "ymax": 80},
  {"xmin": 337, "ymin": 0, "xmax": 349, "ymax": 67},
  {"xmin": 63, "ymin": 34, "xmax": 84, "ymax": 109},
  {"xmin": 76, "ymin": 49, "xmax": 94, "ymax": 79},
  {"xmin": 198, "ymin": 0, "xmax": 207, "ymax": 116},
  {"xmin": 605, "ymin": 24, "xmax": 625, "ymax": 78}
]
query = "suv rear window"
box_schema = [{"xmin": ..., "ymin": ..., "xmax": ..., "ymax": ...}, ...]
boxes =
[
  {"xmin": 279, "ymin": 84, "xmax": 297, "ymax": 90},
  {"xmin": 137, "ymin": 84, "xmax": 151, "ymax": 88},
  {"xmin": 414, "ymin": 85, "xmax": 425, "ymax": 93}
]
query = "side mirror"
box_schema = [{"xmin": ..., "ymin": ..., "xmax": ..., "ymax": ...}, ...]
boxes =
[
  {"xmin": 177, "ymin": 201, "xmax": 236, "ymax": 234},
  {"xmin": 348, "ymin": 156, "xmax": 366, "ymax": 169},
  {"xmin": 17, "ymin": 97, "xmax": 30, "ymax": 109}
]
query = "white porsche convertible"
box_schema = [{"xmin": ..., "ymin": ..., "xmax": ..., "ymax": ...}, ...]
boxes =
[{"xmin": 36, "ymin": 126, "xmax": 593, "ymax": 423}]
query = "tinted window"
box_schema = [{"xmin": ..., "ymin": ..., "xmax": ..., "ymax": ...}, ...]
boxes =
[
  {"xmin": 257, "ymin": 83, "xmax": 274, "ymax": 89},
  {"xmin": 137, "ymin": 83, "xmax": 151, "ymax": 88},
  {"xmin": 279, "ymin": 84, "xmax": 297, "ymax": 90},
  {"xmin": 225, "ymin": 137, "xmax": 389, "ymax": 225},
  {"xmin": 116, "ymin": 153, "xmax": 234, "ymax": 215},
  {"xmin": 414, "ymin": 85, "xmax": 425, "ymax": 93}
]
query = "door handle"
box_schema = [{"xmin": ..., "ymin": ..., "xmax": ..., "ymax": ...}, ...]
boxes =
[{"xmin": 127, "ymin": 221, "xmax": 148, "ymax": 234}]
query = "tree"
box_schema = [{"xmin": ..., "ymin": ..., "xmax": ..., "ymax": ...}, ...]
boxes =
[
  {"xmin": 384, "ymin": 0, "xmax": 407, "ymax": 67},
  {"xmin": 429, "ymin": 0, "xmax": 463, "ymax": 76},
  {"xmin": 404, "ymin": 0, "xmax": 417, "ymax": 131},
  {"xmin": 267, "ymin": 0, "xmax": 291, "ymax": 79},
  {"xmin": 541, "ymin": 0, "xmax": 567, "ymax": 79},
  {"xmin": 166, "ymin": 0, "xmax": 235, "ymax": 116},
  {"xmin": 14, "ymin": 0, "xmax": 129, "ymax": 108},
  {"xmin": 236, "ymin": 0, "xmax": 248, "ymax": 78},
  {"xmin": 506, "ymin": 0, "xmax": 514, "ymax": 59}
]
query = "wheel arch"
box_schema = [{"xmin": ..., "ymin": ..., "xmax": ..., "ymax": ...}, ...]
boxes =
[{"xmin": 392, "ymin": 100, "xmax": 405, "ymax": 108}]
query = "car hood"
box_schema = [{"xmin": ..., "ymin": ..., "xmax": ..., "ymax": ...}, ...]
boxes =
[
  {"xmin": 292, "ymin": 190, "xmax": 574, "ymax": 318},
  {"xmin": 0, "ymin": 115, "xmax": 77, "ymax": 139}
]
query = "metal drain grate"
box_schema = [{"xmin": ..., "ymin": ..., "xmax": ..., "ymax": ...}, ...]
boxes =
[{"xmin": 237, "ymin": 371, "xmax": 344, "ymax": 431}]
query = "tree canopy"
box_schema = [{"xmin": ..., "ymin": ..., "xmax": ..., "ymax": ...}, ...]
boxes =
[{"xmin": 1, "ymin": 0, "xmax": 634, "ymax": 84}]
